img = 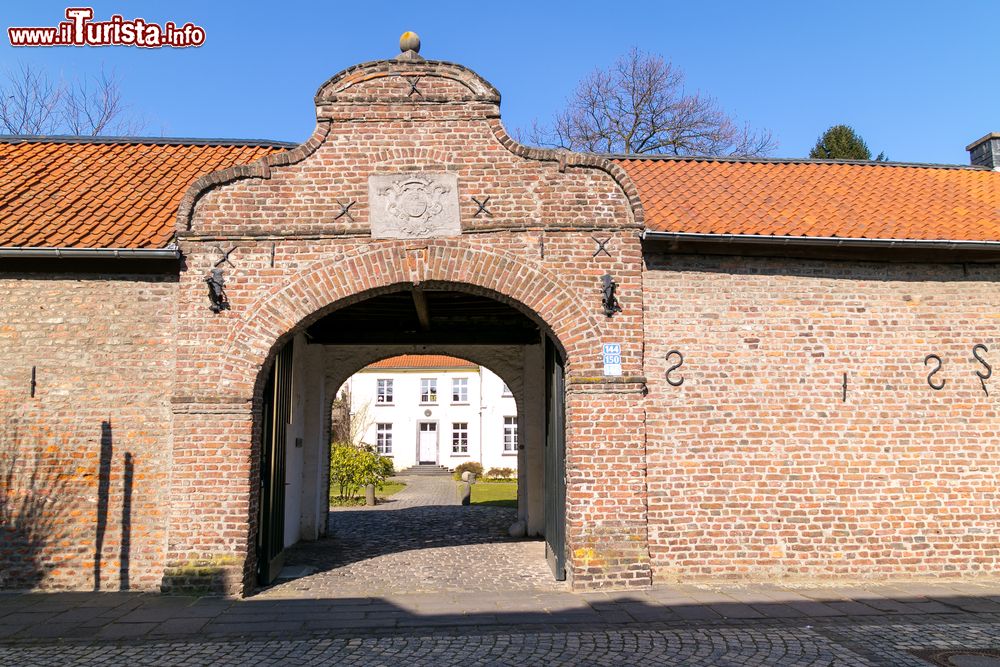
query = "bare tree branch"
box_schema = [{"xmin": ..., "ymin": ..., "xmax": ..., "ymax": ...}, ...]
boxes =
[
  {"xmin": 349, "ymin": 399, "xmax": 375, "ymax": 447},
  {"xmin": 0, "ymin": 63, "xmax": 145, "ymax": 136},
  {"xmin": 527, "ymin": 48, "xmax": 776, "ymax": 157},
  {"xmin": 0, "ymin": 63, "xmax": 61, "ymax": 135}
]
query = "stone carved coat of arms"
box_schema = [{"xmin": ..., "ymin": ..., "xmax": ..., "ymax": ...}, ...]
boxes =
[{"xmin": 368, "ymin": 172, "xmax": 461, "ymax": 239}]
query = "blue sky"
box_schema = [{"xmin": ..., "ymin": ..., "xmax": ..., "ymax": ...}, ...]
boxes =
[{"xmin": 1, "ymin": 1, "xmax": 996, "ymax": 164}]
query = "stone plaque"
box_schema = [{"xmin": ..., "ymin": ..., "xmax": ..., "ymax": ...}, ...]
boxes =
[{"xmin": 368, "ymin": 172, "xmax": 460, "ymax": 239}]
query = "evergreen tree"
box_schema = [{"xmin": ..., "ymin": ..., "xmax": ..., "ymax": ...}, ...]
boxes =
[{"xmin": 809, "ymin": 125, "xmax": 886, "ymax": 161}]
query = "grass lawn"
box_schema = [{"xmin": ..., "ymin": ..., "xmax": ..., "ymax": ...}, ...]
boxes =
[
  {"xmin": 378, "ymin": 481, "xmax": 406, "ymax": 498},
  {"xmin": 329, "ymin": 481, "xmax": 406, "ymax": 506},
  {"xmin": 468, "ymin": 481, "xmax": 517, "ymax": 508}
]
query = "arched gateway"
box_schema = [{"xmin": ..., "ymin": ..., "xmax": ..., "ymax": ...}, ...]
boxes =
[
  {"xmin": 5, "ymin": 36, "xmax": 997, "ymax": 597},
  {"xmin": 163, "ymin": 44, "xmax": 650, "ymax": 594}
]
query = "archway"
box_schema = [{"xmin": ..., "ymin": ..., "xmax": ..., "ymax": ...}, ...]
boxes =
[{"xmin": 251, "ymin": 285, "xmax": 567, "ymax": 591}]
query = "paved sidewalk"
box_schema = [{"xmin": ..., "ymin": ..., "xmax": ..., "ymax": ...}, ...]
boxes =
[
  {"xmin": 3, "ymin": 479, "xmax": 999, "ymax": 664},
  {"xmin": 1, "ymin": 581, "xmax": 1000, "ymax": 665}
]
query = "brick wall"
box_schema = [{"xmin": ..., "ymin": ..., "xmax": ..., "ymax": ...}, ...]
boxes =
[
  {"xmin": 643, "ymin": 254, "xmax": 1000, "ymax": 582},
  {"xmin": 168, "ymin": 57, "xmax": 649, "ymax": 593},
  {"xmin": 0, "ymin": 272, "xmax": 175, "ymax": 591},
  {"xmin": 5, "ymin": 53, "xmax": 997, "ymax": 595}
]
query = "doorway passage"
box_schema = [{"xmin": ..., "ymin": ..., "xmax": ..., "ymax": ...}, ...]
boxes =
[
  {"xmin": 253, "ymin": 286, "xmax": 567, "ymax": 595},
  {"xmin": 257, "ymin": 470, "xmax": 559, "ymax": 598}
]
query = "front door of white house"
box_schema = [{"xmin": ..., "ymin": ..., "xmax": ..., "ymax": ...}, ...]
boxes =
[{"xmin": 418, "ymin": 422, "xmax": 438, "ymax": 464}]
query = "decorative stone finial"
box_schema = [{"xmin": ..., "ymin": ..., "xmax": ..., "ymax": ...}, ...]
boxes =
[{"xmin": 399, "ymin": 31, "xmax": 421, "ymax": 54}]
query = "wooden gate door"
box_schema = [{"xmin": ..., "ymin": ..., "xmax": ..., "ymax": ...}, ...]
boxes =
[
  {"xmin": 544, "ymin": 337, "xmax": 567, "ymax": 580},
  {"xmin": 257, "ymin": 341, "xmax": 294, "ymax": 585}
]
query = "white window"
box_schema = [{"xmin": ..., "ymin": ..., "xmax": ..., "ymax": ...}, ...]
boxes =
[
  {"xmin": 503, "ymin": 416, "xmax": 518, "ymax": 452},
  {"xmin": 501, "ymin": 382, "xmax": 513, "ymax": 397},
  {"xmin": 452, "ymin": 422, "xmax": 468, "ymax": 454},
  {"xmin": 376, "ymin": 423, "xmax": 393, "ymax": 455},
  {"xmin": 452, "ymin": 377, "xmax": 468, "ymax": 403},
  {"xmin": 420, "ymin": 378, "xmax": 438, "ymax": 403},
  {"xmin": 376, "ymin": 379, "xmax": 393, "ymax": 404}
]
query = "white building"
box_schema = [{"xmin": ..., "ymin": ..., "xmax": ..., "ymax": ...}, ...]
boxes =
[{"xmin": 340, "ymin": 355, "xmax": 519, "ymax": 472}]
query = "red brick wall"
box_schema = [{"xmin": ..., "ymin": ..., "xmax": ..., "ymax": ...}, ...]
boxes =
[
  {"xmin": 6, "ymin": 55, "xmax": 997, "ymax": 595},
  {"xmin": 169, "ymin": 58, "xmax": 650, "ymax": 593},
  {"xmin": 0, "ymin": 273, "xmax": 175, "ymax": 591},
  {"xmin": 643, "ymin": 254, "xmax": 1000, "ymax": 582}
]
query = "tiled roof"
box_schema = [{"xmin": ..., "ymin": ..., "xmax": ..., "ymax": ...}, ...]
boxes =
[
  {"xmin": 365, "ymin": 355, "xmax": 478, "ymax": 370},
  {"xmin": 614, "ymin": 157, "xmax": 1000, "ymax": 242},
  {"xmin": 0, "ymin": 137, "xmax": 997, "ymax": 249},
  {"xmin": 0, "ymin": 137, "xmax": 287, "ymax": 249}
]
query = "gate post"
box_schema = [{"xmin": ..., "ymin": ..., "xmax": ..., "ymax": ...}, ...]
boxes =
[
  {"xmin": 162, "ymin": 397, "xmax": 255, "ymax": 596},
  {"xmin": 564, "ymin": 377, "xmax": 651, "ymax": 590}
]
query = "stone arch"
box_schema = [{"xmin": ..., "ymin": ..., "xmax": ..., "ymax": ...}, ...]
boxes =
[
  {"xmin": 221, "ymin": 240, "xmax": 600, "ymax": 402},
  {"xmin": 240, "ymin": 247, "xmax": 579, "ymax": 591}
]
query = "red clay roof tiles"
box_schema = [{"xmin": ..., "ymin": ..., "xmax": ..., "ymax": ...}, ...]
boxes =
[
  {"xmin": 365, "ymin": 355, "xmax": 478, "ymax": 370},
  {"xmin": 0, "ymin": 139, "xmax": 997, "ymax": 249},
  {"xmin": 0, "ymin": 138, "xmax": 283, "ymax": 249},
  {"xmin": 614, "ymin": 157, "xmax": 1000, "ymax": 242}
]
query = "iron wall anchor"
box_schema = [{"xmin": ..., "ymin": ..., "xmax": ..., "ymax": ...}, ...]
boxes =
[
  {"xmin": 601, "ymin": 273, "xmax": 622, "ymax": 317},
  {"xmin": 206, "ymin": 268, "xmax": 230, "ymax": 313}
]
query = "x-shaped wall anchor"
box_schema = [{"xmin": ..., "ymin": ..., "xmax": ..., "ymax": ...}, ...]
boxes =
[
  {"xmin": 592, "ymin": 236, "xmax": 612, "ymax": 258},
  {"xmin": 472, "ymin": 196, "xmax": 492, "ymax": 217},
  {"xmin": 405, "ymin": 76, "xmax": 421, "ymax": 97},
  {"xmin": 335, "ymin": 200, "xmax": 356, "ymax": 222},
  {"xmin": 213, "ymin": 245, "xmax": 237, "ymax": 268}
]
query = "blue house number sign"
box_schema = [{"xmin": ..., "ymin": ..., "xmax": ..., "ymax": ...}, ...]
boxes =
[{"xmin": 603, "ymin": 343, "xmax": 622, "ymax": 376}]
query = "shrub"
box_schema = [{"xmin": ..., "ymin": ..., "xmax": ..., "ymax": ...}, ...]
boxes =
[
  {"xmin": 452, "ymin": 461, "xmax": 483, "ymax": 480},
  {"xmin": 329, "ymin": 442, "xmax": 394, "ymax": 500},
  {"xmin": 486, "ymin": 467, "xmax": 515, "ymax": 480}
]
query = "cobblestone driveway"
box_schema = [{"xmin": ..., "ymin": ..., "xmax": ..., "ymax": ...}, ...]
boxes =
[{"xmin": 259, "ymin": 474, "xmax": 561, "ymax": 598}]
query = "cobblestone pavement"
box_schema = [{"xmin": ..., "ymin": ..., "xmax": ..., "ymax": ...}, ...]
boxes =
[
  {"xmin": 1, "ymin": 594, "xmax": 999, "ymax": 666},
  {"xmin": 8, "ymin": 621, "xmax": 998, "ymax": 666},
  {"xmin": 3, "ymin": 478, "xmax": 1000, "ymax": 664},
  {"xmin": 259, "ymin": 474, "xmax": 560, "ymax": 597}
]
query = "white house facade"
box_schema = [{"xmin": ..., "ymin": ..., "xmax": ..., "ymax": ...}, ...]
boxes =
[{"xmin": 341, "ymin": 355, "xmax": 519, "ymax": 472}]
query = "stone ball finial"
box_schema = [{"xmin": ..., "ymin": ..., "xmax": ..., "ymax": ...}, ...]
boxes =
[{"xmin": 400, "ymin": 31, "xmax": 421, "ymax": 54}]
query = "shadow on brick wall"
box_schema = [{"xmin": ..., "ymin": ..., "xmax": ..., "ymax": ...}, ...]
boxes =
[
  {"xmin": 93, "ymin": 421, "xmax": 112, "ymax": 590},
  {"xmin": 0, "ymin": 418, "xmax": 72, "ymax": 589},
  {"xmin": 92, "ymin": 421, "xmax": 135, "ymax": 591},
  {"xmin": 120, "ymin": 452, "xmax": 133, "ymax": 590}
]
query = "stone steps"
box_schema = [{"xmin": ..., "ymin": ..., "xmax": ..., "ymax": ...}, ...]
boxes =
[{"xmin": 397, "ymin": 464, "xmax": 452, "ymax": 476}]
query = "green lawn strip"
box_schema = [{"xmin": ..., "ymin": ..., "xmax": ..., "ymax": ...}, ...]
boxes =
[
  {"xmin": 329, "ymin": 481, "xmax": 406, "ymax": 506},
  {"xmin": 465, "ymin": 481, "xmax": 517, "ymax": 507},
  {"xmin": 378, "ymin": 481, "xmax": 406, "ymax": 498}
]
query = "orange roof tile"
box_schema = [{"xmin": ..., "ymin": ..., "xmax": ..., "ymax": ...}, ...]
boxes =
[
  {"xmin": 614, "ymin": 157, "xmax": 1000, "ymax": 242},
  {"xmin": 0, "ymin": 137, "xmax": 287, "ymax": 249},
  {"xmin": 365, "ymin": 355, "xmax": 478, "ymax": 370},
  {"xmin": 1, "ymin": 138, "xmax": 997, "ymax": 249}
]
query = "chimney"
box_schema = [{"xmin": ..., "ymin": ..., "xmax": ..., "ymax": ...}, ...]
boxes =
[{"xmin": 966, "ymin": 133, "xmax": 1000, "ymax": 169}]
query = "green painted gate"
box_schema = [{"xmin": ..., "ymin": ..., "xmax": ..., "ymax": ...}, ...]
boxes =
[
  {"xmin": 544, "ymin": 337, "xmax": 567, "ymax": 580},
  {"xmin": 257, "ymin": 341, "xmax": 294, "ymax": 585}
]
